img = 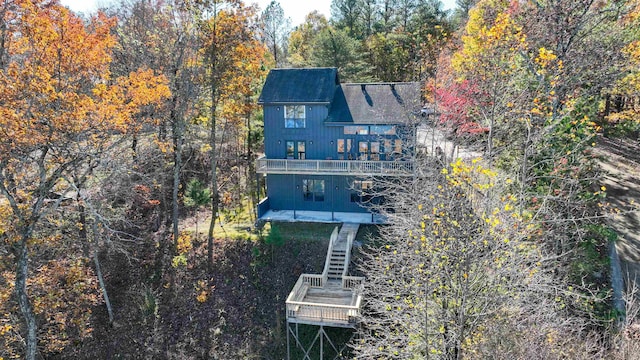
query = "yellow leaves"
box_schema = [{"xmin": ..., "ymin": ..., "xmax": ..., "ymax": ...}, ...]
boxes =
[
  {"xmin": 195, "ymin": 280, "xmax": 212, "ymax": 303},
  {"xmin": 0, "ymin": 323, "xmax": 12, "ymax": 336},
  {"xmin": 453, "ymin": 0, "xmax": 527, "ymax": 75},
  {"xmin": 177, "ymin": 231, "xmax": 193, "ymax": 255},
  {"xmin": 535, "ymin": 47, "xmax": 558, "ymax": 66}
]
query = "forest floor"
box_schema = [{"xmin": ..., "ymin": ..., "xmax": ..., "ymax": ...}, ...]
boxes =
[
  {"xmin": 596, "ymin": 135, "xmax": 640, "ymax": 300},
  {"xmin": 57, "ymin": 219, "xmax": 376, "ymax": 359}
]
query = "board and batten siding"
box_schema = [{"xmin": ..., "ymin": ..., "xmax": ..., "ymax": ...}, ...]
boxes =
[
  {"xmin": 266, "ymin": 174, "xmax": 369, "ymax": 213},
  {"xmin": 263, "ymin": 104, "xmax": 343, "ymax": 160}
]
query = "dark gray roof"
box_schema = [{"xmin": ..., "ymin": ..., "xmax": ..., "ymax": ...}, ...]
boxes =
[
  {"xmin": 258, "ymin": 68, "xmax": 339, "ymax": 104},
  {"xmin": 326, "ymin": 83, "xmax": 422, "ymax": 124}
]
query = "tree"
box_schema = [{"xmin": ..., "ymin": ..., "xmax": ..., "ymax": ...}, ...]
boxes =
[
  {"xmin": 0, "ymin": 1, "xmax": 168, "ymax": 358},
  {"xmin": 311, "ymin": 26, "xmax": 372, "ymax": 81},
  {"xmin": 287, "ymin": 11, "xmax": 329, "ymax": 67},
  {"xmin": 197, "ymin": 0, "xmax": 267, "ymax": 268},
  {"xmin": 353, "ymin": 155, "xmax": 607, "ymax": 358},
  {"xmin": 184, "ymin": 178, "xmax": 211, "ymax": 242},
  {"xmin": 331, "ymin": 0, "xmax": 363, "ymax": 38},
  {"xmin": 108, "ymin": 0, "xmax": 200, "ymax": 255},
  {"xmin": 451, "ymin": 0, "xmax": 478, "ymax": 28},
  {"xmin": 260, "ymin": 0, "xmax": 291, "ymax": 67},
  {"xmin": 451, "ymin": 0, "xmax": 529, "ymax": 161},
  {"xmin": 366, "ymin": 31, "xmax": 414, "ymax": 81}
]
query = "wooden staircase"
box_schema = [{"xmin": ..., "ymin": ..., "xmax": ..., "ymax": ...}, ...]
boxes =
[{"xmin": 325, "ymin": 223, "xmax": 360, "ymax": 281}]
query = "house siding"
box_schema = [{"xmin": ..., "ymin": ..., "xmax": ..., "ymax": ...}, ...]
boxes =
[
  {"xmin": 264, "ymin": 104, "xmax": 342, "ymax": 160},
  {"xmin": 264, "ymin": 103, "xmax": 413, "ymax": 161},
  {"xmin": 266, "ymin": 174, "xmax": 370, "ymax": 213}
]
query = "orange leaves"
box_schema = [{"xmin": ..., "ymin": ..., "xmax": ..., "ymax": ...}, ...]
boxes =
[
  {"xmin": 198, "ymin": 2, "xmax": 267, "ymax": 125},
  {"xmin": 29, "ymin": 258, "xmax": 100, "ymax": 353},
  {"xmin": 0, "ymin": 258, "xmax": 100, "ymax": 355},
  {"xmin": 121, "ymin": 69, "xmax": 171, "ymax": 110}
]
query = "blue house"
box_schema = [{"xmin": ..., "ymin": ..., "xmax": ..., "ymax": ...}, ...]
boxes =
[{"xmin": 256, "ymin": 68, "xmax": 420, "ymax": 223}]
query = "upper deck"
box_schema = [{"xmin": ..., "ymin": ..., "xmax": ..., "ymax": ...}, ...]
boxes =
[{"xmin": 256, "ymin": 157, "xmax": 414, "ymax": 177}]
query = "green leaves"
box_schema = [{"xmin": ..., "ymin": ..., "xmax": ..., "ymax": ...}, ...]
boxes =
[{"xmin": 184, "ymin": 178, "xmax": 211, "ymax": 209}]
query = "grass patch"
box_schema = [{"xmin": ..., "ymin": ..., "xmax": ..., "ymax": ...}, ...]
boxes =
[
  {"xmin": 270, "ymin": 222, "xmax": 337, "ymax": 243},
  {"xmin": 184, "ymin": 200, "xmax": 260, "ymax": 241}
]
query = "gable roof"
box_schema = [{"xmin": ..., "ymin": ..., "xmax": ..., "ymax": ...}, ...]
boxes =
[
  {"xmin": 258, "ymin": 68, "xmax": 339, "ymax": 104},
  {"xmin": 326, "ymin": 82, "xmax": 422, "ymax": 124}
]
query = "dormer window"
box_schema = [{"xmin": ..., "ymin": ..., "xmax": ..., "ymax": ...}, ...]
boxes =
[{"xmin": 284, "ymin": 105, "xmax": 306, "ymax": 128}]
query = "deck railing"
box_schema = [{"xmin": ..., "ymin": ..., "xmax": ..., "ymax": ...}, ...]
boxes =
[
  {"xmin": 341, "ymin": 230, "xmax": 355, "ymax": 285},
  {"xmin": 256, "ymin": 156, "xmax": 414, "ymax": 176},
  {"xmin": 342, "ymin": 275, "xmax": 364, "ymax": 290},
  {"xmin": 285, "ymin": 300, "xmax": 362, "ymax": 324},
  {"xmin": 286, "ymin": 273, "xmax": 326, "ymax": 305},
  {"xmin": 321, "ymin": 226, "xmax": 340, "ymax": 284}
]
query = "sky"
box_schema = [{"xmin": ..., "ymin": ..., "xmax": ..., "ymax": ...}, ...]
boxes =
[{"xmin": 61, "ymin": 0, "xmax": 457, "ymax": 27}]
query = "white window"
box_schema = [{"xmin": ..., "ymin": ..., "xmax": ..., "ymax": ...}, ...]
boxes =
[{"xmin": 285, "ymin": 105, "xmax": 306, "ymax": 128}]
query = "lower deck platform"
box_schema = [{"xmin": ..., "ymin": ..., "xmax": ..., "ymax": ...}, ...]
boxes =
[
  {"xmin": 285, "ymin": 224, "xmax": 364, "ymax": 328},
  {"xmin": 259, "ymin": 209, "xmax": 385, "ymax": 224},
  {"xmin": 286, "ymin": 279, "xmax": 363, "ymax": 328}
]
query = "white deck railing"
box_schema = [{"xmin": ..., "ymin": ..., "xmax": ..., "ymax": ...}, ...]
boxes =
[
  {"xmin": 285, "ymin": 225, "xmax": 364, "ymax": 326},
  {"xmin": 321, "ymin": 226, "xmax": 340, "ymax": 284},
  {"xmin": 285, "ymin": 299, "xmax": 362, "ymax": 324},
  {"xmin": 256, "ymin": 157, "xmax": 414, "ymax": 176}
]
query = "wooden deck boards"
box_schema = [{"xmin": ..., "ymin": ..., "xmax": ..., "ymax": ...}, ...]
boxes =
[{"xmin": 303, "ymin": 289, "xmax": 353, "ymax": 306}]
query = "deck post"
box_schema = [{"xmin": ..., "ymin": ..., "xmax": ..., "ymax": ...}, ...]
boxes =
[
  {"xmin": 320, "ymin": 326, "xmax": 323, "ymax": 359},
  {"xmin": 286, "ymin": 321, "xmax": 290, "ymax": 360}
]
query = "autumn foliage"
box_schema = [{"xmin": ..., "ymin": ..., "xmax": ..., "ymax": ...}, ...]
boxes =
[{"xmin": 0, "ymin": 0, "xmax": 168, "ymax": 358}]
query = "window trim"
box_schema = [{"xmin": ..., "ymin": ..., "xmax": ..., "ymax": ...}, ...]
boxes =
[
  {"xmin": 284, "ymin": 105, "xmax": 306, "ymax": 128},
  {"xmin": 303, "ymin": 179, "xmax": 325, "ymax": 202}
]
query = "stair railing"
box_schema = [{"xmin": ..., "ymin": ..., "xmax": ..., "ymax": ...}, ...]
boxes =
[
  {"xmin": 321, "ymin": 226, "xmax": 339, "ymax": 285},
  {"xmin": 341, "ymin": 230, "xmax": 355, "ymax": 282}
]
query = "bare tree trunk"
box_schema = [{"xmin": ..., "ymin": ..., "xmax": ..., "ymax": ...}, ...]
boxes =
[
  {"xmin": 78, "ymin": 197, "xmax": 90, "ymax": 259},
  {"xmin": 171, "ymin": 92, "xmax": 184, "ymax": 252},
  {"xmin": 131, "ymin": 132, "xmax": 138, "ymax": 162},
  {"xmin": 207, "ymin": 99, "xmax": 219, "ymax": 270},
  {"xmin": 246, "ymin": 94, "xmax": 258, "ymax": 222},
  {"xmin": 91, "ymin": 220, "xmax": 114, "ymax": 325},
  {"xmin": 15, "ymin": 236, "xmax": 37, "ymax": 360}
]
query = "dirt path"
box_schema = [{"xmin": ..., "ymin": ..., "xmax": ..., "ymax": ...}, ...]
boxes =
[{"xmin": 596, "ymin": 135, "xmax": 640, "ymax": 297}]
